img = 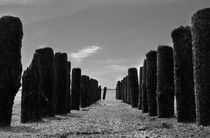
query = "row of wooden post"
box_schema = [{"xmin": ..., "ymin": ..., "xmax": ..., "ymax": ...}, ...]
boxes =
[
  {"xmin": 116, "ymin": 8, "xmax": 210, "ymax": 126},
  {"xmin": 80, "ymin": 74, "xmax": 102, "ymax": 108},
  {"xmin": 0, "ymin": 7, "xmax": 210, "ymax": 127},
  {"xmin": 21, "ymin": 51, "xmax": 102, "ymax": 123},
  {"xmin": 0, "ymin": 15, "xmax": 101, "ymax": 126}
]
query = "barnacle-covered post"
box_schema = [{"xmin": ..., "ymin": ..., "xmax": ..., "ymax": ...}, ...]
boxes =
[
  {"xmin": 0, "ymin": 16, "xmax": 23, "ymax": 126},
  {"xmin": 146, "ymin": 51, "xmax": 157, "ymax": 116},
  {"xmin": 21, "ymin": 53, "xmax": 43, "ymax": 123},
  {"xmin": 172, "ymin": 26, "xmax": 195, "ymax": 122},
  {"xmin": 157, "ymin": 46, "xmax": 174, "ymax": 118},
  {"xmin": 128, "ymin": 68, "xmax": 139, "ymax": 108},
  {"xmin": 138, "ymin": 67, "xmax": 143, "ymax": 110},
  {"xmin": 71, "ymin": 68, "xmax": 81, "ymax": 110},
  {"xmin": 191, "ymin": 8, "xmax": 210, "ymax": 126},
  {"xmin": 142, "ymin": 59, "xmax": 148, "ymax": 113},
  {"xmin": 54, "ymin": 53, "xmax": 69, "ymax": 114},
  {"xmin": 35, "ymin": 47, "xmax": 55, "ymax": 117},
  {"xmin": 103, "ymin": 87, "xmax": 107, "ymax": 100}
]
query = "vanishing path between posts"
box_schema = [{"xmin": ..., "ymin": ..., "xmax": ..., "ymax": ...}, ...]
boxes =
[
  {"xmin": 1, "ymin": 93, "xmax": 210, "ymax": 138},
  {"xmin": 66, "ymin": 99, "xmax": 151, "ymax": 137},
  {"xmin": 62, "ymin": 99, "xmax": 210, "ymax": 138}
]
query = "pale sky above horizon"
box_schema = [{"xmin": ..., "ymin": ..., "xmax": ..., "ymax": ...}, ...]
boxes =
[{"xmin": 1, "ymin": 0, "xmax": 209, "ymax": 88}]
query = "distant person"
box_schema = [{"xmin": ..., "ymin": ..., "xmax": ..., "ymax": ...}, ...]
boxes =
[{"xmin": 103, "ymin": 87, "xmax": 107, "ymax": 100}]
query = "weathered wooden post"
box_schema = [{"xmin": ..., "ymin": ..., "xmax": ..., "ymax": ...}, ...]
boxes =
[
  {"xmin": 128, "ymin": 76, "xmax": 132, "ymax": 105},
  {"xmin": 0, "ymin": 16, "xmax": 23, "ymax": 126},
  {"xmin": 98, "ymin": 85, "xmax": 102, "ymax": 100},
  {"xmin": 119, "ymin": 81, "xmax": 122, "ymax": 99},
  {"xmin": 92, "ymin": 79, "xmax": 95, "ymax": 103},
  {"xmin": 146, "ymin": 51, "xmax": 157, "ymax": 116},
  {"xmin": 71, "ymin": 68, "xmax": 81, "ymax": 110},
  {"xmin": 93, "ymin": 79, "xmax": 98, "ymax": 103},
  {"xmin": 54, "ymin": 53, "xmax": 69, "ymax": 114},
  {"xmin": 89, "ymin": 79, "xmax": 94, "ymax": 104},
  {"xmin": 116, "ymin": 82, "xmax": 119, "ymax": 99},
  {"xmin": 116, "ymin": 81, "xmax": 121, "ymax": 100},
  {"xmin": 21, "ymin": 53, "xmax": 43, "ymax": 123},
  {"xmin": 120, "ymin": 80, "xmax": 123, "ymax": 101},
  {"xmin": 103, "ymin": 87, "xmax": 107, "ymax": 100},
  {"xmin": 122, "ymin": 77, "xmax": 126, "ymax": 103},
  {"xmin": 128, "ymin": 68, "xmax": 139, "ymax": 108},
  {"xmin": 80, "ymin": 75, "xmax": 89, "ymax": 108},
  {"xmin": 142, "ymin": 59, "xmax": 148, "ymax": 113},
  {"xmin": 86, "ymin": 76, "xmax": 91, "ymax": 106},
  {"xmin": 157, "ymin": 46, "xmax": 174, "ymax": 118},
  {"xmin": 67, "ymin": 61, "xmax": 71, "ymax": 113},
  {"xmin": 126, "ymin": 76, "xmax": 130, "ymax": 104},
  {"xmin": 87, "ymin": 78, "xmax": 92, "ymax": 106},
  {"xmin": 80, "ymin": 75, "xmax": 86, "ymax": 108},
  {"xmin": 125, "ymin": 77, "xmax": 128, "ymax": 103},
  {"xmin": 138, "ymin": 66, "xmax": 143, "ymax": 110},
  {"xmin": 96, "ymin": 80, "xmax": 99, "ymax": 102},
  {"xmin": 124, "ymin": 76, "xmax": 127, "ymax": 103},
  {"xmin": 191, "ymin": 8, "xmax": 210, "ymax": 126},
  {"xmin": 35, "ymin": 47, "xmax": 55, "ymax": 117},
  {"xmin": 171, "ymin": 26, "xmax": 195, "ymax": 122}
]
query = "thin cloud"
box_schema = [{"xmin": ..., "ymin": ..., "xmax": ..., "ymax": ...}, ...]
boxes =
[{"xmin": 69, "ymin": 45, "xmax": 102, "ymax": 66}]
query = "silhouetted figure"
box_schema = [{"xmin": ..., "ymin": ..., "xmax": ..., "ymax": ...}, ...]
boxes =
[
  {"xmin": 191, "ymin": 8, "xmax": 210, "ymax": 126},
  {"xmin": 171, "ymin": 26, "xmax": 195, "ymax": 122},
  {"xmin": 103, "ymin": 87, "xmax": 107, "ymax": 100},
  {"xmin": 0, "ymin": 16, "xmax": 23, "ymax": 126}
]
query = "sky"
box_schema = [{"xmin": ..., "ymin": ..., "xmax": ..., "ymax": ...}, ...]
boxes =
[{"xmin": 1, "ymin": 0, "xmax": 209, "ymax": 88}]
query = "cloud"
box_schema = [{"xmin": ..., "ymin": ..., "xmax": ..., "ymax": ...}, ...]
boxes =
[{"xmin": 69, "ymin": 45, "xmax": 101, "ymax": 66}]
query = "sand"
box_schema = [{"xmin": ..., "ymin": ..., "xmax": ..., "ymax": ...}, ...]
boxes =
[{"xmin": 1, "ymin": 91, "xmax": 210, "ymax": 138}]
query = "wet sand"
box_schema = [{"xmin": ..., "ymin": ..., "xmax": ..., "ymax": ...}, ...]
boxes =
[{"xmin": 1, "ymin": 91, "xmax": 210, "ymax": 138}]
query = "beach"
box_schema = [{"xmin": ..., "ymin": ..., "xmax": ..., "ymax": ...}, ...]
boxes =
[{"xmin": 0, "ymin": 90, "xmax": 209, "ymax": 138}]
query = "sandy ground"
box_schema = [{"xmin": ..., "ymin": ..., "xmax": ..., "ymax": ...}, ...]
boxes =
[{"xmin": 1, "ymin": 91, "xmax": 210, "ymax": 138}]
